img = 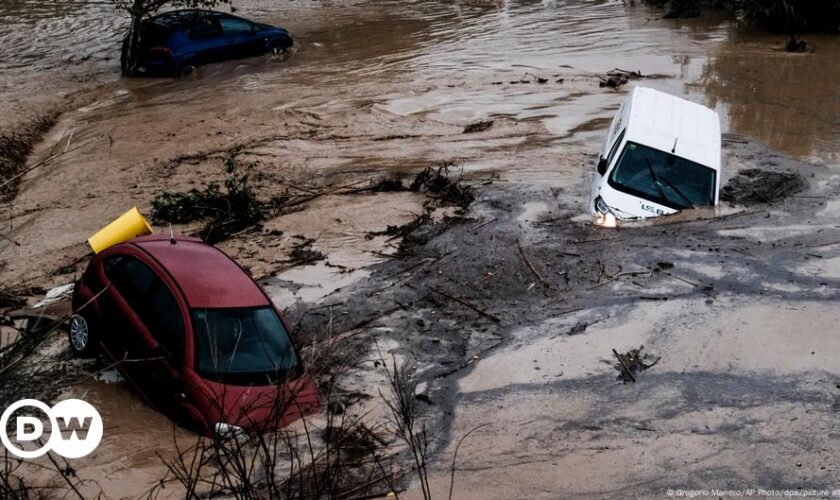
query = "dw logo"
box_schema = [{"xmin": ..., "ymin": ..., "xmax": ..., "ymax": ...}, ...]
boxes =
[{"xmin": 0, "ymin": 399, "xmax": 103, "ymax": 459}]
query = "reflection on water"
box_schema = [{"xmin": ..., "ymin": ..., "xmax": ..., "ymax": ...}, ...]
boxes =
[
  {"xmin": 699, "ymin": 29, "xmax": 840, "ymax": 164},
  {"xmin": 1, "ymin": 1, "xmax": 838, "ymax": 159}
]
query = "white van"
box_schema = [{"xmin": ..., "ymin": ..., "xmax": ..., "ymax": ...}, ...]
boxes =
[{"xmin": 590, "ymin": 87, "xmax": 721, "ymax": 225}]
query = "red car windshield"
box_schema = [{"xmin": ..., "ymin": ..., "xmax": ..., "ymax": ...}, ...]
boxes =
[{"xmin": 192, "ymin": 307, "xmax": 300, "ymax": 385}]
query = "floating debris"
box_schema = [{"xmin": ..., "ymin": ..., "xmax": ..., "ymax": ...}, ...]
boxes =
[
  {"xmin": 289, "ymin": 239, "xmax": 327, "ymax": 263},
  {"xmin": 612, "ymin": 345, "xmax": 660, "ymax": 383},
  {"xmin": 463, "ymin": 120, "xmax": 494, "ymax": 134},
  {"xmin": 599, "ymin": 68, "xmax": 643, "ymax": 89},
  {"xmin": 409, "ymin": 162, "xmax": 475, "ymax": 208},
  {"xmin": 785, "ymin": 36, "xmax": 809, "ymax": 53},
  {"xmin": 567, "ymin": 321, "xmax": 588, "ymax": 336}
]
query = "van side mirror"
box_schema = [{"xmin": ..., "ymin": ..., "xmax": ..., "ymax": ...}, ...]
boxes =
[{"xmin": 597, "ymin": 157, "xmax": 608, "ymax": 176}]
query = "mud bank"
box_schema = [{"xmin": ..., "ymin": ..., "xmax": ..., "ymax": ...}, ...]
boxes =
[
  {"xmin": 293, "ymin": 136, "xmax": 840, "ymax": 498},
  {"xmin": 6, "ymin": 134, "xmax": 839, "ymax": 497}
]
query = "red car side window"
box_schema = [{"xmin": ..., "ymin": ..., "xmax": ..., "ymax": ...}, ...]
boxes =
[{"xmin": 105, "ymin": 255, "xmax": 187, "ymax": 365}]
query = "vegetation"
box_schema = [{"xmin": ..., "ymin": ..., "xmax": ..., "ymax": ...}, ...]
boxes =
[
  {"xmin": 151, "ymin": 148, "xmax": 264, "ymax": 243},
  {"xmin": 148, "ymin": 354, "xmax": 446, "ymax": 499},
  {"xmin": 409, "ymin": 162, "xmax": 475, "ymax": 209},
  {"xmin": 646, "ymin": 0, "xmax": 840, "ymax": 32}
]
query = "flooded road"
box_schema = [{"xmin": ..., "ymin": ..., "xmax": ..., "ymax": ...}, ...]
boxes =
[{"xmin": 3, "ymin": 0, "xmax": 840, "ymax": 497}]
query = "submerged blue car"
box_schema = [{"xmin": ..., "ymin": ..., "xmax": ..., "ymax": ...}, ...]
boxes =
[{"xmin": 122, "ymin": 10, "xmax": 293, "ymax": 75}]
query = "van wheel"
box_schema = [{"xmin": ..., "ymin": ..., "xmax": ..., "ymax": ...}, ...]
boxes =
[{"xmin": 68, "ymin": 312, "xmax": 99, "ymax": 358}]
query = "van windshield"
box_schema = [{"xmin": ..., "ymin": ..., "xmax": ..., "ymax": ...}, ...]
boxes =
[
  {"xmin": 192, "ymin": 307, "xmax": 300, "ymax": 386},
  {"xmin": 608, "ymin": 142, "xmax": 716, "ymax": 210}
]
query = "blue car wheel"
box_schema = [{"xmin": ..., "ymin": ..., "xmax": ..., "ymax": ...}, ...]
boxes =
[{"xmin": 268, "ymin": 36, "xmax": 293, "ymax": 54}]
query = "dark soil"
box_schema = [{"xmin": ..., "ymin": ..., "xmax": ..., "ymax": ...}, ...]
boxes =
[
  {"xmin": 721, "ymin": 168, "xmax": 806, "ymax": 205},
  {"xmin": 283, "ymin": 135, "xmax": 833, "ymax": 477}
]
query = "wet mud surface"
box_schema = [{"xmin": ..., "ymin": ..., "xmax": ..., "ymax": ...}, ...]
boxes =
[
  {"xmin": 8, "ymin": 135, "xmax": 838, "ymax": 498},
  {"xmin": 2, "ymin": 0, "xmax": 840, "ymax": 497},
  {"xmin": 324, "ymin": 137, "xmax": 840, "ymax": 498}
]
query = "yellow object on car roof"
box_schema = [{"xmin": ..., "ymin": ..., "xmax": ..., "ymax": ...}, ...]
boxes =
[{"xmin": 87, "ymin": 207, "xmax": 153, "ymax": 254}]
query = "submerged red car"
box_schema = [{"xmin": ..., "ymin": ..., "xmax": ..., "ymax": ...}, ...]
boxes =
[{"xmin": 69, "ymin": 234, "xmax": 319, "ymax": 435}]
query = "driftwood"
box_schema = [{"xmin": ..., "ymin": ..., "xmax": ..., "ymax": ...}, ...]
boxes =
[
  {"xmin": 517, "ymin": 240, "xmax": 546, "ymax": 286},
  {"xmin": 428, "ymin": 287, "xmax": 501, "ymax": 323}
]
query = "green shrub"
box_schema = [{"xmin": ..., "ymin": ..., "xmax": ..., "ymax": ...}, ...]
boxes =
[{"xmin": 151, "ymin": 148, "xmax": 264, "ymax": 243}]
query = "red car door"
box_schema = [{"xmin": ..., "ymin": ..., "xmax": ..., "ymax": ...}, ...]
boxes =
[{"xmin": 101, "ymin": 253, "xmax": 187, "ymax": 417}]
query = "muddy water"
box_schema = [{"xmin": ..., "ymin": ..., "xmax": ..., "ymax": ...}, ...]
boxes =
[
  {"xmin": 3, "ymin": 0, "xmax": 840, "ymax": 497},
  {"xmin": 2, "ymin": 1, "xmax": 840, "ymax": 162}
]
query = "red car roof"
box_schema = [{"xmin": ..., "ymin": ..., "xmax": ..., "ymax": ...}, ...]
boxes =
[{"xmin": 130, "ymin": 234, "xmax": 270, "ymax": 308}]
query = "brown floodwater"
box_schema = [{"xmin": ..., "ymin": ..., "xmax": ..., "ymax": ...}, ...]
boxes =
[
  {"xmin": 3, "ymin": 0, "xmax": 840, "ymax": 497},
  {"xmin": 2, "ymin": 0, "xmax": 839, "ymax": 163}
]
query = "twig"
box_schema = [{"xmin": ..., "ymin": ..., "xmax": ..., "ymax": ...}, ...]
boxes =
[
  {"xmin": 807, "ymin": 239, "xmax": 840, "ymax": 249},
  {"xmin": 730, "ymin": 248, "xmax": 756, "ymax": 258},
  {"xmin": 396, "ymin": 261, "xmax": 436, "ymax": 288},
  {"xmin": 0, "ymin": 137, "xmax": 101, "ymax": 191},
  {"xmin": 0, "ymin": 231, "xmax": 20, "ymax": 246},
  {"xmin": 370, "ymin": 251, "xmax": 399, "ymax": 259},
  {"xmin": 63, "ymin": 128, "xmax": 76, "ymax": 153},
  {"xmin": 380, "ymin": 257, "xmax": 436, "ymax": 281},
  {"xmin": 0, "ymin": 285, "xmax": 110, "ymax": 377},
  {"xmin": 572, "ymin": 236, "xmax": 620, "ymax": 244},
  {"xmin": 550, "ymin": 306, "xmax": 583, "ymax": 315},
  {"xmin": 448, "ymin": 423, "xmax": 490, "ymax": 500},
  {"xmin": 283, "ymin": 179, "xmax": 369, "ymax": 208},
  {"xmin": 612, "ymin": 348, "xmax": 635, "ymax": 382},
  {"xmin": 666, "ymin": 272, "xmax": 699, "ymax": 287},
  {"xmin": 517, "ymin": 239, "xmax": 546, "ymax": 286},
  {"xmin": 428, "ymin": 287, "xmax": 501, "ymax": 323},
  {"xmin": 471, "ymin": 218, "xmax": 497, "ymax": 232}
]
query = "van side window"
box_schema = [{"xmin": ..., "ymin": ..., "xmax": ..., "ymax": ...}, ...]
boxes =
[
  {"xmin": 606, "ymin": 129, "xmax": 626, "ymax": 168},
  {"xmin": 105, "ymin": 256, "xmax": 186, "ymax": 365}
]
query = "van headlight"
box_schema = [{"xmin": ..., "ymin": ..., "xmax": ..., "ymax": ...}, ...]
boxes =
[
  {"xmin": 595, "ymin": 196, "xmax": 611, "ymax": 215},
  {"xmin": 594, "ymin": 197, "xmax": 617, "ymax": 228}
]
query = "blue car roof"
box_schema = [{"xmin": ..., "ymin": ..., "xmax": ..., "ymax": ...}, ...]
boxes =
[{"xmin": 148, "ymin": 10, "xmax": 214, "ymax": 26}]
